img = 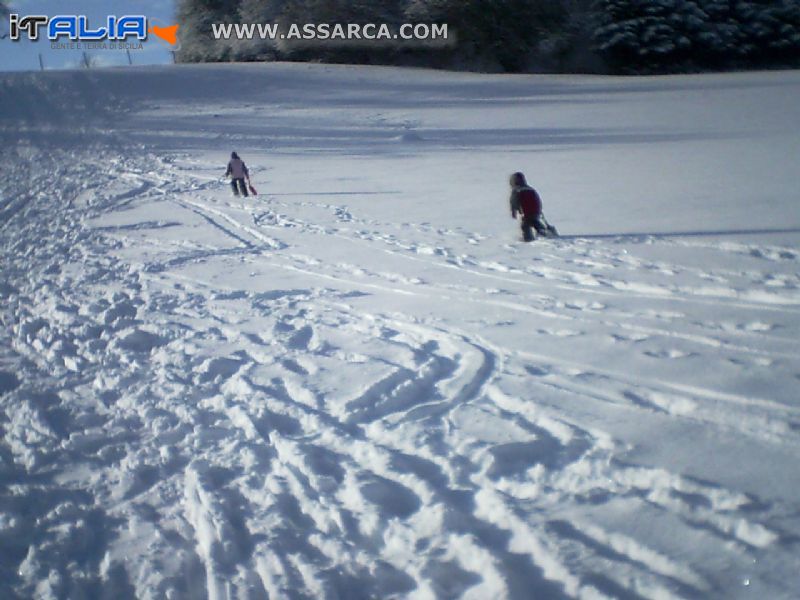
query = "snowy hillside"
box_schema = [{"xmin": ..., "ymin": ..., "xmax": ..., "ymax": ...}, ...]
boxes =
[{"xmin": 1, "ymin": 64, "xmax": 799, "ymax": 599}]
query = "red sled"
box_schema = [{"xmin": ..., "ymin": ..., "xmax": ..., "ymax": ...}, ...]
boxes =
[{"xmin": 248, "ymin": 183, "xmax": 258, "ymax": 196}]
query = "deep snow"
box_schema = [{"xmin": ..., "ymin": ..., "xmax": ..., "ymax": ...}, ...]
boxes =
[{"xmin": 1, "ymin": 63, "xmax": 799, "ymax": 599}]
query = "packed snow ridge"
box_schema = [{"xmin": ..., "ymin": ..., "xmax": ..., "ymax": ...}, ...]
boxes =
[{"xmin": 1, "ymin": 63, "xmax": 799, "ymax": 599}]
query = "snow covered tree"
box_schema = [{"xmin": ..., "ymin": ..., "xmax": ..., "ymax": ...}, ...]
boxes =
[
  {"xmin": 276, "ymin": 0, "xmax": 406, "ymax": 62},
  {"xmin": 593, "ymin": 0, "xmax": 800, "ymax": 72},
  {"xmin": 737, "ymin": 0, "xmax": 800, "ymax": 64},
  {"xmin": 238, "ymin": 0, "xmax": 289, "ymax": 22},
  {"xmin": 175, "ymin": 0, "xmax": 242, "ymax": 62},
  {"xmin": 405, "ymin": 0, "xmax": 568, "ymax": 71},
  {"xmin": 593, "ymin": 0, "xmax": 701, "ymax": 70},
  {"xmin": 229, "ymin": 0, "xmax": 290, "ymax": 60},
  {"xmin": 172, "ymin": 0, "xmax": 799, "ymax": 72}
]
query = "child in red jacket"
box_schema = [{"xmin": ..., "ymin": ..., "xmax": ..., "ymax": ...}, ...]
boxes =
[{"xmin": 509, "ymin": 172, "xmax": 558, "ymax": 242}]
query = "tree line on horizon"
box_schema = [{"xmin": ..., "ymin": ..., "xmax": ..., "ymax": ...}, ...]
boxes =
[
  {"xmin": 175, "ymin": 0, "xmax": 800, "ymax": 73},
  {"xmin": 5, "ymin": 0, "xmax": 791, "ymax": 74}
]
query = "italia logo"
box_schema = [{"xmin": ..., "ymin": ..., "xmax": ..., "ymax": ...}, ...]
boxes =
[{"xmin": 8, "ymin": 14, "xmax": 179, "ymax": 47}]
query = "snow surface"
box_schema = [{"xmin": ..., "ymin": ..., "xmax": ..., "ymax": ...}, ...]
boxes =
[{"xmin": 1, "ymin": 63, "xmax": 800, "ymax": 599}]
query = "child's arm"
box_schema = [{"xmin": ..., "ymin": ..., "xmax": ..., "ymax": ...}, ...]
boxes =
[{"xmin": 509, "ymin": 190, "xmax": 519, "ymax": 219}]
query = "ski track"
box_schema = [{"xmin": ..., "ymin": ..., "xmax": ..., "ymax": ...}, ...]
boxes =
[{"xmin": 2, "ymin": 138, "xmax": 799, "ymax": 600}]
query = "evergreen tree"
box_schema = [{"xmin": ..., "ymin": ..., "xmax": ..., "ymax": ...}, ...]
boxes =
[
  {"xmin": 176, "ymin": 0, "xmax": 241, "ymax": 62},
  {"xmin": 594, "ymin": 0, "xmax": 800, "ymax": 72},
  {"xmin": 405, "ymin": 0, "xmax": 567, "ymax": 71},
  {"xmin": 229, "ymin": 0, "xmax": 290, "ymax": 60},
  {"xmin": 170, "ymin": 0, "xmax": 799, "ymax": 73},
  {"xmin": 239, "ymin": 0, "xmax": 289, "ymax": 22},
  {"xmin": 277, "ymin": 0, "xmax": 405, "ymax": 62}
]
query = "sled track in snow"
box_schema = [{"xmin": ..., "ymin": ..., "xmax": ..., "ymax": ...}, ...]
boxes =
[
  {"xmin": 175, "ymin": 170, "xmax": 800, "ymax": 377},
  {"xmin": 136, "ymin": 162, "xmax": 796, "ymax": 595},
  {"xmin": 246, "ymin": 192, "xmax": 800, "ymax": 315},
  {"xmin": 1, "ymin": 150, "xmax": 798, "ymax": 598}
]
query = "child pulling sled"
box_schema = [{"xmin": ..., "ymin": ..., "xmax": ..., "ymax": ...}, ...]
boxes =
[
  {"xmin": 509, "ymin": 172, "xmax": 558, "ymax": 242},
  {"xmin": 225, "ymin": 152, "xmax": 257, "ymax": 197}
]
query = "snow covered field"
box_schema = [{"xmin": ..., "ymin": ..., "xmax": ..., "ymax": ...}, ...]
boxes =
[{"xmin": 1, "ymin": 63, "xmax": 799, "ymax": 599}]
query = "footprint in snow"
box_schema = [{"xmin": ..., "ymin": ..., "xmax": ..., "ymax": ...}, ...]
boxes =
[
  {"xmin": 538, "ymin": 328, "xmax": 584, "ymax": 338},
  {"xmin": 196, "ymin": 356, "xmax": 245, "ymax": 384},
  {"xmin": 117, "ymin": 329, "xmax": 166, "ymax": 353},
  {"xmin": 644, "ymin": 349, "xmax": 693, "ymax": 360},
  {"xmin": 359, "ymin": 474, "xmax": 421, "ymax": 519}
]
